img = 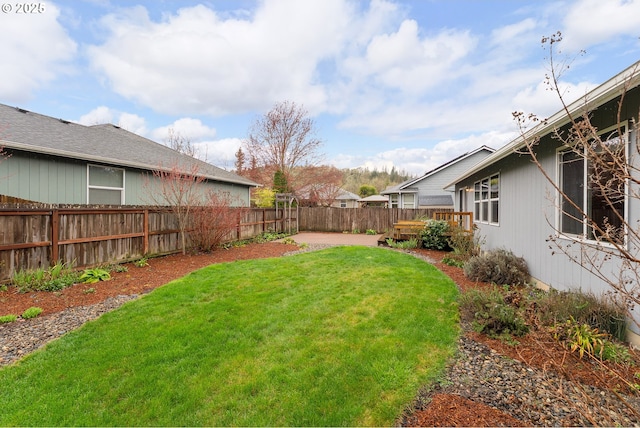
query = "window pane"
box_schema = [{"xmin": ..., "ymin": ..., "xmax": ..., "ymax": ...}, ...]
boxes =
[
  {"xmin": 403, "ymin": 194, "xmax": 415, "ymax": 208},
  {"xmin": 560, "ymin": 151, "xmax": 584, "ymax": 235},
  {"xmin": 490, "ymin": 176, "xmax": 499, "ymax": 199},
  {"xmin": 474, "ymin": 202, "xmax": 480, "ymax": 222},
  {"xmin": 89, "ymin": 165, "xmax": 123, "ymax": 187},
  {"xmin": 587, "ymin": 132, "xmax": 625, "ymax": 242},
  {"xmin": 481, "ymin": 201, "xmax": 488, "ymax": 222},
  {"xmin": 481, "ymin": 179, "xmax": 489, "ymax": 199},
  {"xmin": 491, "ymin": 200, "xmax": 498, "ymax": 223},
  {"xmin": 89, "ymin": 188, "xmax": 122, "ymax": 205},
  {"xmin": 474, "ymin": 182, "xmax": 480, "ymax": 201}
]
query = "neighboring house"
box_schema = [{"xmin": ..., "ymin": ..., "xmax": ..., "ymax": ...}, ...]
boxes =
[
  {"xmin": 358, "ymin": 194, "xmax": 389, "ymax": 207},
  {"xmin": 333, "ymin": 189, "xmax": 360, "ymax": 208},
  {"xmin": 0, "ymin": 103, "xmax": 257, "ymax": 206},
  {"xmin": 381, "ymin": 146, "xmax": 495, "ymax": 209},
  {"xmin": 449, "ymin": 61, "xmax": 640, "ymax": 346},
  {"xmin": 296, "ymin": 185, "xmax": 359, "ymax": 208}
]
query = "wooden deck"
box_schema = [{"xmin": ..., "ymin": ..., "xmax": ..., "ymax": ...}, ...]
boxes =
[{"xmin": 386, "ymin": 211, "xmax": 474, "ymax": 243}]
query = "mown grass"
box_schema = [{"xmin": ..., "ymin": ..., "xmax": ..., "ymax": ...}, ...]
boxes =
[{"xmin": 0, "ymin": 246, "xmax": 459, "ymax": 426}]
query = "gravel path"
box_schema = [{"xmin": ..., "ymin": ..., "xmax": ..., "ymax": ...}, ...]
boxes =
[
  {"xmin": 0, "ymin": 295, "xmax": 138, "ymax": 366},
  {"xmin": 2, "ymin": 246, "xmax": 639, "ymax": 426}
]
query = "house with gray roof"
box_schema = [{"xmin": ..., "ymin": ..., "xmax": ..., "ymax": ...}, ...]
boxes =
[
  {"xmin": 381, "ymin": 146, "xmax": 494, "ymax": 209},
  {"xmin": 0, "ymin": 103, "xmax": 257, "ymax": 206},
  {"xmin": 448, "ymin": 61, "xmax": 640, "ymax": 346},
  {"xmin": 296, "ymin": 185, "xmax": 360, "ymax": 208}
]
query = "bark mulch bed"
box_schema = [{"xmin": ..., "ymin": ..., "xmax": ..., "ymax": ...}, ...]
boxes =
[{"xmin": 1, "ymin": 242, "xmax": 639, "ymax": 426}]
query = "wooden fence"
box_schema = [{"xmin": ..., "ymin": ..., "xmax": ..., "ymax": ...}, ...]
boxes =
[
  {"xmin": 298, "ymin": 207, "xmax": 452, "ymax": 233},
  {"xmin": 0, "ymin": 205, "xmax": 451, "ymax": 281},
  {"xmin": 0, "ymin": 205, "xmax": 292, "ymax": 281}
]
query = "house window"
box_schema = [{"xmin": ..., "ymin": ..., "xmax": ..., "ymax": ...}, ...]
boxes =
[
  {"xmin": 88, "ymin": 165, "xmax": 124, "ymax": 205},
  {"xmin": 474, "ymin": 174, "xmax": 499, "ymax": 224},
  {"xmin": 340, "ymin": 200, "xmax": 347, "ymax": 208},
  {"xmin": 390, "ymin": 194, "xmax": 399, "ymax": 208},
  {"xmin": 558, "ymin": 125, "xmax": 626, "ymax": 243},
  {"xmin": 402, "ymin": 193, "xmax": 415, "ymax": 209}
]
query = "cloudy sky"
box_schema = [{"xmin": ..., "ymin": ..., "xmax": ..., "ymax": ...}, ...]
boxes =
[{"xmin": 1, "ymin": 0, "xmax": 639, "ymax": 175}]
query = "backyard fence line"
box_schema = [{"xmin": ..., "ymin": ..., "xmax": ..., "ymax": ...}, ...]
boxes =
[
  {"xmin": 0, "ymin": 205, "xmax": 290, "ymax": 281},
  {"xmin": 0, "ymin": 204, "xmax": 449, "ymax": 280},
  {"xmin": 298, "ymin": 207, "xmax": 452, "ymax": 233}
]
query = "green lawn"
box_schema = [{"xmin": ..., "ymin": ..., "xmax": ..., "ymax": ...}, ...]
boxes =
[{"xmin": 0, "ymin": 246, "xmax": 459, "ymax": 426}]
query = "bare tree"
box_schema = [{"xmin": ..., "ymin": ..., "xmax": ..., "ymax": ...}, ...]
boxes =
[
  {"xmin": 145, "ymin": 162, "xmax": 205, "ymax": 255},
  {"xmin": 166, "ymin": 128, "xmax": 206, "ymax": 161},
  {"xmin": 243, "ymin": 101, "xmax": 324, "ymax": 189},
  {"xmin": 513, "ymin": 32, "xmax": 640, "ymax": 329},
  {"xmin": 191, "ymin": 191, "xmax": 247, "ymax": 252}
]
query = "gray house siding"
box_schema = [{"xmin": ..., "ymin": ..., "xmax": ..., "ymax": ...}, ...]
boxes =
[
  {"xmin": 0, "ymin": 151, "xmax": 86, "ymax": 204},
  {"xmin": 453, "ymin": 66, "xmax": 640, "ymax": 342},
  {"xmin": 1, "ymin": 150, "xmax": 251, "ymax": 206}
]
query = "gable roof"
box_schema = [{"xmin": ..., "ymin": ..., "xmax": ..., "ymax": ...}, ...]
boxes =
[
  {"xmin": 358, "ymin": 194, "xmax": 389, "ymax": 202},
  {"xmin": 0, "ymin": 103, "xmax": 257, "ymax": 187},
  {"xmin": 381, "ymin": 145, "xmax": 495, "ymax": 194},
  {"xmin": 448, "ymin": 60, "xmax": 640, "ymax": 187}
]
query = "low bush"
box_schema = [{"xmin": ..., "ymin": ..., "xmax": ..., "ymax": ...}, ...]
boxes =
[
  {"xmin": 22, "ymin": 307, "xmax": 43, "ymax": 319},
  {"xmin": 386, "ymin": 238, "xmax": 419, "ymax": 249},
  {"xmin": 459, "ymin": 287, "xmax": 529, "ymax": 338},
  {"xmin": 12, "ymin": 261, "xmax": 80, "ymax": 293},
  {"xmin": 365, "ymin": 229, "xmax": 377, "ymax": 235},
  {"xmin": 419, "ymin": 219, "xmax": 450, "ymax": 250},
  {"xmin": 463, "ymin": 249, "xmax": 530, "ymax": 286},
  {"xmin": 80, "ymin": 268, "xmax": 111, "ymax": 284},
  {"xmin": 532, "ymin": 289, "xmax": 628, "ymax": 342}
]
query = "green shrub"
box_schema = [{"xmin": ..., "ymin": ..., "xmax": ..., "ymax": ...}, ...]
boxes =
[
  {"xmin": 532, "ymin": 289, "xmax": 627, "ymax": 342},
  {"xmin": 0, "ymin": 314, "xmax": 17, "ymax": 323},
  {"xmin": 463, "ymin": 249, "xmax": 530, "ymax": 286},
  {"xmin": 365, "ymin": 229, "xmax": 377, "ymax": 235},
  {"xmin": 386, "ymin": 238, "xmax": 419, "ymax": 249},
  {"xmin": 134, "ymin": 257, "xmax": 149, "ymax": 268},
  {"xmin": 80, "ymin": 268, "xmax": 111, "ymax": 284},
  {"xmin": 441, "ymin": 255, "xmax": 465, "ymax": 268},
  {"xmin": 600, "ymin": 339, "xmax": 635, "ymax": 364},
  {"xmin": 459, "ymin": 287, "xmax": 529, "ymax": 338},
  {"xmin": 12, "ymin": 261, "xmax": 80, "ymax": 293},
  {"xmin": 445, "ymin": 226, "xmax": 484, "ymax": 266},
  {"xmin": 108, "ymin": 264, "xmax": 129, "ymax": 273},
  {"xmin": 419, "ymin": 220, "xmax": 450, "ymax": 250},
  {"xmin": 22, "ymin": 307, "xmax": 43, "ymax": 319}
]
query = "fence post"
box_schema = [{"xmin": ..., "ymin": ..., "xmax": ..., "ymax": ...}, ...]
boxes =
[
  {"xmin": 236, "ymin": 210, "xmax": 241, "ymax": 240},
  {"xmin": 51, "ymin": 209, "xmax": 59, "ymax": 265},
  {"xmin": 143, "ymin": 209, "xmax": 149, "ymax": 255}
]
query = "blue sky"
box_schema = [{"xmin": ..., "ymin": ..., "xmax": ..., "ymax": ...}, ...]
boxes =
[{"xmin": 1, "ymin": 0, "xmax": 639, "ymax": 175}]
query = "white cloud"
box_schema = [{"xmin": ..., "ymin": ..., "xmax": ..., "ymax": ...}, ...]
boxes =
[
  {"xmin": 86, "ymin": 0, "xmax": 354, "ymax": 116},
  {"xmin": 151, "ymin": 118, "xmax": 217, "ymax": 142},
  {"xmin": 562, "ymin": 0, "xmax": 640, "ymax": 51},
  {"xmin": 0, "ymin": 3, "xmax": 77, "ymax": 102},
  {"xmin": 78, "ymin": 106, "xmax": 148, "ymax": 135}
]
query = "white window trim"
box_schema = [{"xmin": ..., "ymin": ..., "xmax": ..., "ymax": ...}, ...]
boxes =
[
  {"xmin": 87, "ymin": 164, "xmax": 125, "ymax": 205},
  {"xmin": 473, "ymin": 173, "xmax": 499, "ymax": 225},
  {"xmin": 554, "ymin": 121, "xmax": 629, "ymax": 248}
]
